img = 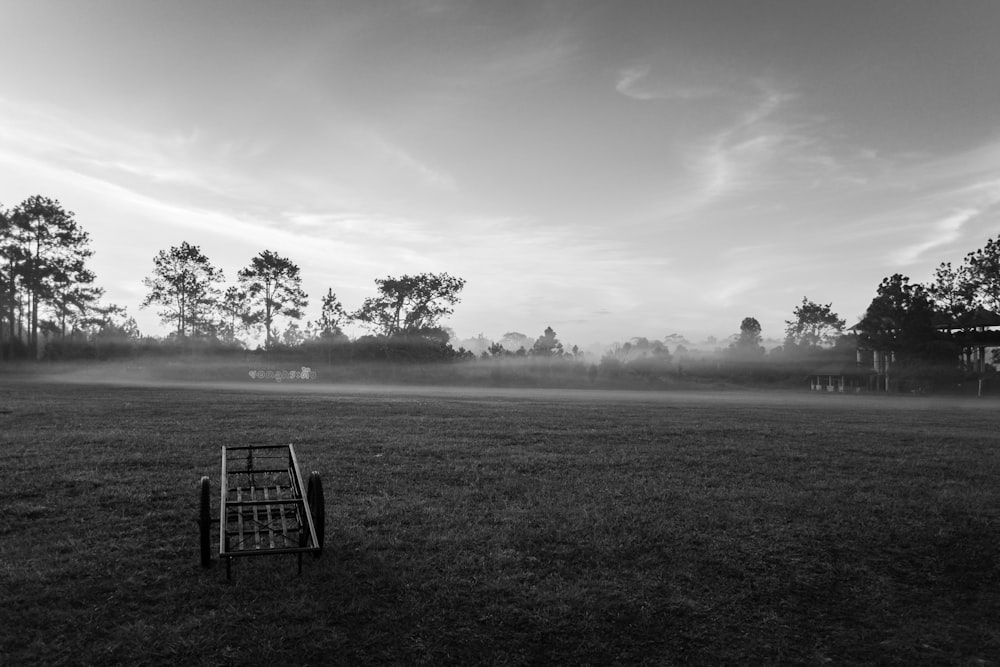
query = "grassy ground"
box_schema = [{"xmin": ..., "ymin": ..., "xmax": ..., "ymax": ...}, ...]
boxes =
[{"xmin": 1, "ymin": 378, "xmax": 998, "ymax": 665}]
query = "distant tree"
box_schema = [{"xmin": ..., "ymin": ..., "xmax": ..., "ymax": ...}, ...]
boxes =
[
  {"xmin": 531, "ymin": 326, "xmax": 563, "ymax": 356},
  {"xmin": 856, "ymin": 274, "xmax": 946, "ymax": 362},
  {"xmin": 218, "ymin": 286, "xmax": 249, "ymax": 345},
  {"xmin": 309, "ymin": 289, "xmax": 350, "ymax": 362},
  {"xmin": 499, "ymin": 331, "xmax": 532, "ymax": 354},
  {"xmin": 9, "ymin": 196, "xmax": 97, "ymax": 354},
  {"xmin": 926, "ymin": 237, "xmax": 1000, "ymax": 321},
  {"xmin": 663, "ymin": 333, "xmax": 690, "ymax": 348},
  {"xmin": 927, "ymin": 261, "xmax": 975, "ymax": 320},
  {"xmin": 612, "ymin": 337, "xmax": 671, "ymax": 378},
  {"xmin": 238, "ymin": 250, "xmax": 308, "ymax": 351},
  {"xmin": 457, "ymin": 333, "xmax": 492, "ymax": 357},
  {"xmin": 317, "ymin": 288, "xmax": 350, "ymax": 337},
  {"xmin": 606, "ymin": 337, "xmax": 667, "ymax": 362},
  {"xmin": 81, "ymin": 303, "xmax": 141, "ymax": 341},
  {"xmin": 962, "ymin": 237, "xmax": 1000, "ymax": 312},
  {"xmin": 730, "ymin": 317, "xmax": 764, "ymax": 355},
  {"xmin": 142, "ymin": 242, "xmax": 225, "ymax": 340},
  {"xmin": 784, "ymin": 297, "xmax": 846, "ymax": 348},
  {"xmin": 50, "ymin": 283, "xmax": 104, "ymax": 340},
  {"xmin": 0, "ymin": 203, "xmax": 15, "ymax": 357},
  {"xmin": 630, "ymin": 337, "xmax": 652, "ymax": 354},
  {"xmin": 281, "ymin": 322, "xmax": 306, "ymax": 347},
  {"xmin": 353, "ymin": 272, "xmax": 465, "ymax": 337},
  {"xmin": 0, "ymin": 202, "xmax": 33, "ymax": 358}
]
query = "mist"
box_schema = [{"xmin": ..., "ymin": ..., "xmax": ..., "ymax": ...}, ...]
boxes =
[{"xmin": 5, "ymin": 356, "xmax": 990, "ymax": 416}]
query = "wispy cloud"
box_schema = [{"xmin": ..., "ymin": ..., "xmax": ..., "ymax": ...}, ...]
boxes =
[
  {"xmin": 369, "ymin": 134, "xmax": 457, "ymax": 191},
  {"xmin": 281, "ymin": 209, "xmax": 443, "ymax": 260},
  {"xmin": 889, "ymin": 208, "xmax": 979, "ymax": 265},
  {"xmin": 706, "ymin": 276, "xmax": 760, "ymax": 308},
  {"xmin": 696, "ymin": 86, "xmax": 799, "ymax": 195},
  {"xmin": 776, "ymin": 136, "xmax": 1000, "ymax": 277},
  {"xmin": 478, "ymin": 27, "xmax": 579, "ymax": 84},
  {"xmin": 649, "ymin": 84, "xmax": 810, "ymax": 219},
  {"xmin": 821, "ymin": 136, "xmax": 1000, "ymax": 263},
  {"xmin": 440, "ymin": 22, "xmax": 580, "ymax": 93},
  {"xmin": 615, "ymin": 65, "xmax": 719, "ymax": 101},
  {"xmin": 0, "ymin": 97, "xmax": 262, "ymax": 204},
  {"xmin": 882, "ymin": 173, "xmax": 1000, "ymax": 267}
]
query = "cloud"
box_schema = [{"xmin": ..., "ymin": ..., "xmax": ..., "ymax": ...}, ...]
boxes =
[
  {"xmin": 650, "ymin": 84, "xmax": 807, "ymax": 217},
  {"xmin": 699, "ymin": 87, "xmax": 798, "ymax": 187},
  {"xmin": 615, "ymin": 65, "xmax": 719, "ymax": 102},
  {"xmin": 889, "ymin": 208, "xmax": 978, "ymax": 265},
  {"xmin": 478, "ymin": 27, "xmax": 580, "ymax": 84},
  {"xmin": 369, "ymin": 134, "xmax": 457, "ymax": 191},
  {"xmin": 0, "ymin": 96, "xmax": 264, "ymax": 205},
  {"xmin": 882, "ymin": 174, "xmax": 1000, "ymax": 267},
  {"xmin": 707, "ymin": 276, "xmax": 760, "ymax": 308},
  {"xmin": 829, "ymin": 138, "xmax": 1000, "ymax": 267}
]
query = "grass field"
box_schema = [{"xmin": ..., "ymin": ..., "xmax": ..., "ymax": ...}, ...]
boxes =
[{"xmin": 2, "ymin": 376, "xmax": 999, "ymax": 665}]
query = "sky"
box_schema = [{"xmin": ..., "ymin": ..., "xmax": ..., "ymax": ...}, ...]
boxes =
[{"xmin": 2, "ymin": 0, "xmax": 1000, "ymax": 350}]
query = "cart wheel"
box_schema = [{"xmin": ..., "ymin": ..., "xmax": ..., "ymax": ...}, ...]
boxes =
[
  {"xmin": 199, "ymin": 476, "xmax": 212, "ymax": 568},
  {"xmin": 307, "ymin": 471, "xmax": 325, "ymax": 556}
]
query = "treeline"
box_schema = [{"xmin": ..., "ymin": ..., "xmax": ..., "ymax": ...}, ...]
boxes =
[
  {"xmin": 136, "ymin": 240, "xmax": 471, "ymax": 363},
  {"xmin": 0, "ymin": 195, "xmax": 471, "ymax": 361},
  {"xmin": 4, "ymin": 194, "xmax": 999, "ymax": 393}
]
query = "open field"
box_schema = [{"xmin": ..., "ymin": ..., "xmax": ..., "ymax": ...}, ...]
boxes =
[{"xmin": 2, "ymin": 377, "xmax": 999, "ymax": 665}]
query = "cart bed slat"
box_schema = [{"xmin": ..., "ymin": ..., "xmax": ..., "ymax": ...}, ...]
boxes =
[
  {"xmin": 252, "ymin": 487, "xmax": 262, "ymax": 549},
  {"xmin": 277, "ymin": 485, "xmax": 289, "ymax": 546},
  {"xmin": 236, "ymin": 486, "xmax": 245, "ymax": 551},
  {"xmin": 263, "ymin": 487, "xmax": 274, "ymax": 549}
]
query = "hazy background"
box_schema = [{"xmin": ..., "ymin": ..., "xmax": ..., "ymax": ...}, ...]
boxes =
[{"xmin": 2, "ymin": 0, "xmax": 999, "ymax": 348}]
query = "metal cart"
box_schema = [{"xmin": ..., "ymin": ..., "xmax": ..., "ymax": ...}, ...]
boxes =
[{"xmin": 199, "ymin": 444, "xmax": 324, "ymax": 578}]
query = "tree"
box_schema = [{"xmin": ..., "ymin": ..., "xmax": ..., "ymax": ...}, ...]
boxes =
[
  {"xmin": 962, "ymin": 237, "xmax": 1000, "ymax": 312},
  {"xmin": 218, "ymin": 286, "xmax": 249, "ymax": 345},
  {"xmin": 281, "ymin": 322, "xmax": 306, "ymax": 347},
  {"xmin": 856, "ymin": 274, "xmax": 944, "ymax": 362},
  {"xmin": 499, "ymin": 331, "xmax": 532, "ymax": 354},
  {"xmin": 142, "ymin": 242, "xmax": 224, "ymax": 340},
  {"xmin": 926, "ymin": 237, "xmax": 1000, "ymax": 320},
  {"xmin": 81, "ymin": 303, "xmax": 141, "ymax": 341},
  {"xmin": 457, "ymin": 333, "xmax": 492, "ymax": 357},
  {"xmin": 353, "ymin": 272, "xmax": 465, "ymax": 338},
  {"xmin": 50, "ymin": 283, "xmax": 104, "ymax": 340},
  {"xmin": 302, "ymin": 289, "xmax": 350, "ymax": 363},
  {"xmin": 784, "ymin": 297, "xmax": 845, "ymax": 348},
  {"xmin": 0, "ymin": 203, "xmax": 21, "ymax": 358},
  {"xmin": 531, "ymin": 326, "xmax": 563, "ymax": 356},
  {"xmin": 603, "ymin": 336, "xmax": 671, "ymax": 378},
  {"xmin": 730, "ymin": 317, "xmax": 764, "ymax": 355},
  {"xmin": 664, "ymin": 333, "xmax": 691, "ymax": 348},
  {"xmin": 317, "ymin": 288, "xmax": 350, "ymax": 337},
  {"xmin": 9, "ymin": 196, "xmax": 97, "ymax": 354},
  {"xmin": 927, "ymin": 261, "xmax": 975, "ymax": 320},
  {"xmin": 238, "ymin": 250, "xmax": 308, "ymax": 351}
]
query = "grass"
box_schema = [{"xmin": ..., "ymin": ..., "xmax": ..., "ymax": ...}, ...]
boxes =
[{"xmin": 1, "ymin": 377, "xmax": 999, "ymax": 665}]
